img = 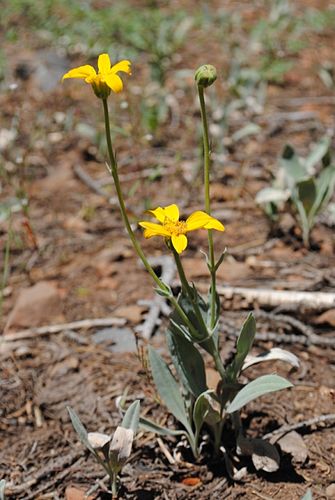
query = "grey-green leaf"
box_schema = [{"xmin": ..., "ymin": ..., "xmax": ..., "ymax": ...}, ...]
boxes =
[
  {"xmin": 256, "ymin": 187, "xmax": 290, "ymax": 205},
  {"xmin": 297, "ymin": 178, "xmax": 317, "ymax": 216},
  {"xmin": 305, "ymin": 136, "xmax": 331, "ymax": 171},
  {"xmin": 193, "ymin": 391, "xmax": 221, "ymax": 433},
  {"xmin": 242, "ymin": 348, "xmax": 300, "ymax": 371},
  {"xmin": 0, "ymin": 480, "xmax": 6, "ymax": 500},
  {"xmin": 67, "ymin": 406, "xmax": 94, "ymax": 454},
  {"xmin": 301, "ymin": 489, "xmax": 313, "ymax": 500},
  {"xmin": 281, "ymin": 144, "xmax": 306, "ymax": 183},
  {"xmin": 139, "ymin": 416, "xmax": 186, "ymax": 437},
  {"xmin": 167, "ymin": 327, "xmax": 207, "ymax": 398},
  {"xmin": 148, "ymin": 346, "xmax": 193, "ymax": 436},
  {"xmin": 226, "ymin": 375, "xmax": 293, "ymax": 414},
  {"xmin": 121, "ymin": 400, "xmax": 140, "ymax": 435},
  {"xmin": 227, "ymin": 313, "xmax": 256, "ymax": 380}
]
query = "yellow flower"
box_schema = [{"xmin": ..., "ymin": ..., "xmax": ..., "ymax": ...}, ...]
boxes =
[
  {"xmin": 139, "ymin": 204, "xmax": 224, "ymax": 254},
  {"xmin": 62, "ymin": 53, "xmax": 131, "ymax": 99}
]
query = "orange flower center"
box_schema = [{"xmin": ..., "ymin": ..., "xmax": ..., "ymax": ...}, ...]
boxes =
[{"xmin": 163, "ymin": 218, "xmax": 187, "ymax": 236}]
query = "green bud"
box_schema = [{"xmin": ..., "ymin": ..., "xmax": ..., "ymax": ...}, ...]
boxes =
[{"xmin": 194, "ymin": 64, "xmax": 217, "ymax": 88}]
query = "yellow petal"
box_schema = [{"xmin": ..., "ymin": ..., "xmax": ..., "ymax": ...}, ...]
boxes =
[
  {"xmin": 98, "ymin": 53, "xmax": 111, "ymax": 74},
  {"xmin": 186, "ymin": 211, "xmax": 224, "ymax": 232},
  {"xmin": 139, "ymin": 222, "xmax": 171, "ymax": 238},
  {"xmin": 147, "ymin": 207, "xmax": 166, "ymax": 223},
  {"xmin": 204, "ymin": 218, "xmax": 225, "ymax": 231},
  {"xmin": 104, "ymin": 73, "xmax": 123, "ymax": 93},
  {"xmin": 62, "ymin": 65, "xmax": 96, "ymax": 81},
  {"xmin": 163, "ymin": 204, "xmax": 179, "ymax": 222},
  {"xmin": 171, "ymin": 234, "xmax": 188, "ymax": 253},
  {"xmin": 111, "ymin": 60, "xmax": 132, "ymax": 75}
]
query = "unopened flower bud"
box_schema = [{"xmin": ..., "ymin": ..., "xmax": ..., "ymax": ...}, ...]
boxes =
[{"xmin": 194, "ymin": 65, "xmax": 217, "ymax": 88}]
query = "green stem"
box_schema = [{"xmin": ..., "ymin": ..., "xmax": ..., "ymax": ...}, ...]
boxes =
[
  {"xmin": 0, "ymin": 219, "xmax": 12, "ymax": 319},
  {"xmin": 197, "ymin": 85, "xmax": 217, "ymax": 330},
  {"xmin": 102, "ymin": 98, "xmax": 165, "ymax": 291},
  {"xmin": 102, "ymin": 98, "xmax": 199, "ymax": 336},
  {"xmin": 212, "ymin": 348, "xmax": 226, "ymax": 381},
  {"xmin": 111, "ymin": 471, "xmax": 118, "ymax": 498},
  {"xmin": 173, "ymin": 248, "xmax": 209, "ymax": 334}
]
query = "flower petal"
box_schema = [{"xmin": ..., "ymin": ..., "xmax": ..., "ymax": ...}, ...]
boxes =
[
  {"xmin": 204, "ymin": 218, "xmax": 225, "ymax": 231},
  {"xmin": 138, "ymin": 222, "xmax": 171, "ymax": 238},
  {"xmin": 147, "ymin": 207, "xmax": 166, "ymax": 223},
  {"xmin": 186, "ymin": 211, "xmax": 224, "ymax": 232},
  {"xmin": 98, "ymin": 53, "xmax": 111, "ymax": 74},
  {"xmin": 171, "ymin": 234, "xmax": 188, "ymax": 253},
  {"xmin": 104, "ymin": 73, "xmax": 123, "ymax": 93},
  {"xmin": 111, "ymin": 60, "xmax": 132, "ymax": 75},
  {"xmin": 163, "ymin": 204, "xmax": 179, "ymax": 222},
  {"xmin": 62, "ymin": 65, "xmax": 96, "ymax": 81}
]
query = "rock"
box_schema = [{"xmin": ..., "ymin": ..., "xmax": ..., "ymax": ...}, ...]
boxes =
[
  {"xmin": 92, "ymin": 327, "xmax": 137, "ymax": 353},
  {"xmin": 277, "ymin": 431, "xmax": 308, "ymax": 464},
  {"xmin": 113, "ymin": 305, "xmax": 145, "ymax": 324},
  {"xmin": 65, "ymin": 485, "xmax": 95, "ymax": 500},
  {"xmin": 5, "ymin": 281, "xmax": 64, "ymax": 333},
  {"xmin": 326, "ymin": 483, "xmax": 335, "ymax": 498},
  {"xmin": 315, "ymin": 309, "xmax": 335, "ymax": 327}
]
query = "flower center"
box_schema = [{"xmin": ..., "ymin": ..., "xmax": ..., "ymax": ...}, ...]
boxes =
[{"xmin": 163, "ymin": 218, "xmax": 187, "ymax": 236}]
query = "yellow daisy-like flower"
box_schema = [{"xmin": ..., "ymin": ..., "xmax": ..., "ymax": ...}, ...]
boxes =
[
  {"xmin": 139, "ymin": 204, "xmax": 224, "ymax": 254},
  {"xmin": 62, "ymin": 53, "xmax": 131, "ymax": 99}
]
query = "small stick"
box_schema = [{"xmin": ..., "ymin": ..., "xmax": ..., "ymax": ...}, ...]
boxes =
[
  {"xmin": 157, "ymin": 437, "xmax": 176, "ymax": 465},
  {"xmin": 263, "ymin": 413, "xmax": 335, "ymax": 441},
  {"xmin": 73, "ymin": 164, "xmax": 117, "ymax": 204},
  {"xmin": 2, "ymin": 317, "xmax": 126, "ymax": 342},
  {"xmin": 136, "ymin": 256, "xmax": 175, "ymax": 339}
]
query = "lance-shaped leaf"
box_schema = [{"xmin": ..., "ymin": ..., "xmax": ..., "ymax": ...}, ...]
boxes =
[
  {"xmin": 242, "ymin": 348, "xmax": 300, "ymax": 371},
  {"xmin": 297, "ymin": 178, "xmax": 317, "ymax": 216},
  {"xmin": 167, "ymin": 326, "xmax": 207, "ymax": 398},
  {"xmin": 0, "ymin": 480, "xmax": 6, "ymax": 500},
  {"xmin": 311, "ymin": 164, "xmax": 335, "ymax": 219},
  {"xmin": 305, "ymin": 136, "xmax": 331, "ymax": 171},
  {"xmin": 139, "ymin": 415, "xmax": 187, "ymax": 437},
  {"xmin": 121, "ymin": 399, "xmax": 140, "ymax": 434},
  {"xmin": 301, "ymin": 489, "xmax": 313, "ymax": 500},
  {"xmin": 67, "ymin": 406, "xmax": 95, "ymax": 454},
  {"xmin": 226, "ymin": 375, "xmax": 293, "ymax": 414},
  {"xmin": 193, "ymin": 390, "xmax": 221, "ymax": 435},
  {"xmin": 148, "ymin": 346, "xmax": 193, "ymax": 436},
  {"xmin": 226, "ymin": 313, "xmax": 256, "ymax": 380},
  {"xmin": 280, "ymin": 144, "xmax": 306, "ymax": 184}
]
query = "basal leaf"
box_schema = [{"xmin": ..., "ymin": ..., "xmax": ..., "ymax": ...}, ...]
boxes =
[
  {"xmin": 242, "ymin": 347, "xmax": 300, "ymax": 371},
  {"xmin": 305, "ymin": 136, "xmax": 331, "ymax": 171},
  {"xmin": 167, "ymin": 326, "xmax": 207, "ymax": 398},
  {"xmin": 67, "ymin": 406, "xmax": 95, "ymax": 454},
  {"xmin": 311, "ymin": 164, "xmax": 335, "ymax": 219},
  {"xmin": 280, "ymin": 144, "xmax": 306, "ymax": 184},
  {"xmin": 148, "ymin": 346, "xmax": 193, "ymax": 436},
  {"xmin": 297, "ymin": 178, "xmax": 317, "ymax": 216},
  {"xmin": 121, "ymin": 400, "xmax": 140, "ymax": 434},
  {"xmin": 0, "ymin": 480, "xmax": 6, "ymax": 500},
  {"xmin": 226, "ymin": 375, "xmax": 293, "ymax": 414},
  {"xmin": 139, "ymin": 416, "xmax": 186, "ymax": 437}
]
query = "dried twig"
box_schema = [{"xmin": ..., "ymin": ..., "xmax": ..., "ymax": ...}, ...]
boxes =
[
  {"xmin": 73, "ymin": 164, "xmax": 117, "ymax": 204},
  {"xmin": 263, "ymin": 413, "xmax": 335, "ymax": 441},
  {"xmin": 136, "ymin": 256, "xmax": 175, "ymax": 339},
  {"xmin": 215, "ymin": 286, "xmax": 335, "ymax": 311},
  {"xmin": 1, "ymin": 317, "xmax": 126, "ymax": 343}
]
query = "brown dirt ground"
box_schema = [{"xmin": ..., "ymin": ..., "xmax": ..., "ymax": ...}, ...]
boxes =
[{"xmin": 1, "ymin": 0, "xmax": 334, "ymax": 498}]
